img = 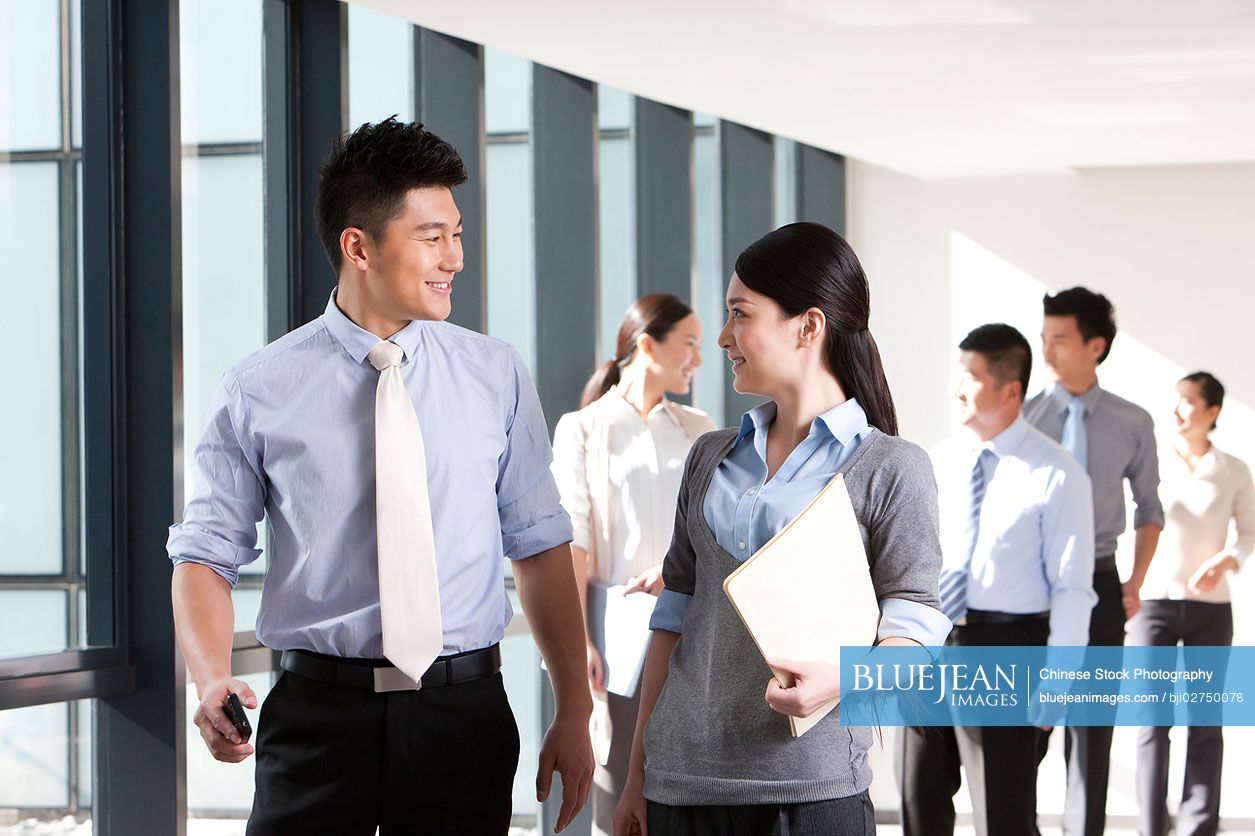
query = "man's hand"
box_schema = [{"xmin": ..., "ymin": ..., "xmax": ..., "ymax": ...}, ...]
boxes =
[
  {"xmin": 536, "ymin": 711, "xmax": 595, "ymax": 833},
  {"xmin": 623, "ymin": 565, "xmax": 664, "ymax": 597},
  {"xmin": 1188, "ymin": 554, "xmax": 1239, "ymax": 595},
  {"xmin": 192, "ymin": 676, "xmax": 258, "ymax": 763},
  {"xmin": 1121, "ymin": 579, "xmax": 1142, "ymax": 620},
  {"xmin": 587, "ymin": 641, "xmax": 606, "ymax": 693},
  {"xmin": 764, "ymin": 658, "xmax": 840, "ymax": 718}
]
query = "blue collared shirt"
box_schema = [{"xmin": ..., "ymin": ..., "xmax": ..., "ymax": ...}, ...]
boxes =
[
  {"xmin": 167, "ymin": 294, "xmax": 573, "ymax": 658},
  {"xmin": 651, "ymin": 398, "xmax": 951, "ymax": 646},
  {"xmin": 1023, "ymin": 382, "xmax": 1164, "ymax": 557},
  {"xmin": 932, "ymin": 416, "xmax": 1097, "ymax": 646}
]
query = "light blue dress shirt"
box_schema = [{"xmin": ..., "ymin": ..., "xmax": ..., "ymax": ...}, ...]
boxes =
[
  {"xmin": 932, "ymin": 416, "xmax": 1098, "ymax": 647},
  {"xmin": 167, "ymin": 293, "xmax": 573, "ymax": 659},
  {"xmin": 651, "ymin": 398, "xmax": 951, "ymax": 646}
]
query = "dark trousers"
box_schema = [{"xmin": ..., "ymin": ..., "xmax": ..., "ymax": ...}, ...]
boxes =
[
  {"xmin": 897, "ymin": 615, "xmax": 1049, "ymax": 836},
  {"xmin": 1128, "ymin": 599, "xmax": 1233, "ymax": 836},
  {"xmin": 646, "ymin": 791, "xmax": 874, "ymax": 836},
  {"xmin": 246, "ymin": 668, "xmax": 520, "ymax": 835},
  {"xmin": 1033, "ymin": 562, "xmax": 1126, "ymax": 836}
]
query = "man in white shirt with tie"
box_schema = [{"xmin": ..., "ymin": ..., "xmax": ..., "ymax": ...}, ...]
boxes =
[
  {"xmin": 168, "ymin": 119, "xmax": 593, "ymax": 834},
  {"xmin": 1024, "ymin": 287, "xmax": 1163, "ymax": 836},
  {"xmin": 898, "ymin": 323, "xmax": 1096, "ymax": 836}
]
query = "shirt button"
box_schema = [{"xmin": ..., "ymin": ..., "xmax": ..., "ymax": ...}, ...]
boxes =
[{"xmin": 738, "ymin": 541, "xmax": 747, "ymax": 551}]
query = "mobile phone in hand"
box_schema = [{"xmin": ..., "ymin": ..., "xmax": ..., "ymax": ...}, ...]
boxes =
[{"xmin": 223, "ymin": 692, "xmax": 252, "ymax": 743}]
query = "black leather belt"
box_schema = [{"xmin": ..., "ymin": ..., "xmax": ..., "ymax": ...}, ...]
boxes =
[
  {"xmin": 1095, "ymin": 555, "xmax": 1117, "ymax": 572},
  {"xmin": 957, "ymin": 609, "xmax": 1050, "ymax": 626},
  {"xmin": 280, "ymin": 645, "xmax": 502, "ymax": 693}
]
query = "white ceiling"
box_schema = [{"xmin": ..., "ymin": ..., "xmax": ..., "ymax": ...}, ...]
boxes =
[{"xmin": 356, "ymin": 0, "xmax": 1255, "ymax": 179}]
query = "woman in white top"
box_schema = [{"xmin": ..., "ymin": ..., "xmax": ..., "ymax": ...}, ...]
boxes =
[
  {"xmin": 1131, "ymin": 371, "xmax": 1254, "ymax": 836},
  {"xmin": 551, "ymin": 293, "xmax": 716, "ymax": 836}
]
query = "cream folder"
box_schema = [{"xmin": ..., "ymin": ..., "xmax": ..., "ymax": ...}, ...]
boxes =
[{"xmin": 722, "ymin": 473, "xmax": 881, "ymax": 737}]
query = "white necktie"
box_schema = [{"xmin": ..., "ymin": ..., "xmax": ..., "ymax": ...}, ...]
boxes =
[{"xmin": 368, "ymin": 340, "xmax": 443, "ymax": 681}]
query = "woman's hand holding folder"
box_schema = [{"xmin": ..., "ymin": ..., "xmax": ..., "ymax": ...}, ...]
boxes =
[{"xmin": 765, "ymin": 658, "xmax": 841, "ymax": 719}]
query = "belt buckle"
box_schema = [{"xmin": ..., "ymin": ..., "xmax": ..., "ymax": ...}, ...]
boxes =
[{"xmin": 373, "ymin": 666, "xmax": 422, "ymax": 693}]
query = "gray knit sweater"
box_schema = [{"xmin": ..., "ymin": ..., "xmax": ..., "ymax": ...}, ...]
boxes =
[{"xmin": 643, "ymin": 427, "xmax": 944, "ymax": 806}]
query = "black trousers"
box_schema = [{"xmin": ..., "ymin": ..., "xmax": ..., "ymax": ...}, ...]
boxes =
[
  {"xmin": 245, "ymin": 668, "xmax": 520, "ymax": 835},
  {"xmin": 897, "ymin": 615, "xmax": 1050, "ymax": 836},
  {"xmin": 646, "ymin": 791, "xmax": 874, "ymax": 836},
  {"xmin": 1128, "ymin": 599, "xmax": 1233, "ymax": 836},
  {"xmin": 1038, "ymin": 561, "xmax": 1127, "ymax": 836}
]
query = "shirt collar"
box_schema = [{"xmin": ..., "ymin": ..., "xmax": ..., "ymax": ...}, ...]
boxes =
[
  {"xmin": 735, "ymin": 398, "xmax": 870, "ymax": 448},
  {"xmin": 979, "ymin": 414, "xmax": 1030, "ymax": 460},
  {"xmin": 1046, "ymin": 381, "xmax": 1104, "ymax": 416},
  {"xmin": 322, "ymin": 290, "xmax": 424, "ymax": 366},
  {"xmin": 606, "ymin": 385, "xmax": 672, "ymax": 420}
]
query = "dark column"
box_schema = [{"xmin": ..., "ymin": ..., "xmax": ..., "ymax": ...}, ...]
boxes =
[
  {"xmin": 415, "ymin": 29, "xmax": 486, "ymax": 333},
  {"xmin": 532, "ymin": 65, "xmax": 596, "ymax": 434},
  {"xmin": 91, "ymin": 0, "xmax": 185, "ymax": 832},
  {"xmin": 263, "ymin": 0, "xmax": 346, "ymax": 332},
  {"xmin": 634, "ymin": 99, "xmax": 693, "ymax": 300},
  {"xmin": 797, "ymin": 144, "xmax": 846, "ymax": 234},
  {"xmin": 720, "ymin": 121, "xmax": 772, "ymax": 425}
]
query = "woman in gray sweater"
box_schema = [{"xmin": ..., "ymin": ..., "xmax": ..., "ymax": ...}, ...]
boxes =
[{"xmin": 612, "ymin": 223, "xmax": 951, "ymax": 836}]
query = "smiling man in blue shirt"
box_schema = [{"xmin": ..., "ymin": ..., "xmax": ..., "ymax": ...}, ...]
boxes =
[{"xmin": 168, "ymin": 119, "xmax": 593, "ymax": 834}]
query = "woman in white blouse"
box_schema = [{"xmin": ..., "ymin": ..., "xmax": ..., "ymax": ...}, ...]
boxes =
[
  {"xmin": 1132, "ymin": 371, "xmax": 1254, "ymax": 836},
  {"xmin": 551, "ymin": 293, "xmax": 715, "ymax": 836}
]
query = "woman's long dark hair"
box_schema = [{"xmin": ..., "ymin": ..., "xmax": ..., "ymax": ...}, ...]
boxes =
[
  {"xmin": 580, "ymin": 293, "xmax": 694, "ymax": 408},
  {"xmin": 734, "ymin": 222, "xmax": 899, "ymax": 435}
]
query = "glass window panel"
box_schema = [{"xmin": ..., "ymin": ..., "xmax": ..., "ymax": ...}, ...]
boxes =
[
  {"xmin": 0, "ymin": 2, "xmax": 61, "ymax": 151},
  {"xmin": 75, "ymin": 700, "xmax": 91, "ymax": 809},
  {"xmin": 693, "ymin": 112, "xmax": 716, "ymax": 129},
  {"xmin": 0, "ymin": 701, "xmax": 70, "ymax": 810},
  {"xmin": 485, "ymin": 141, "xmax": 536, "ymax": 373},
  {"xmin": 597, "ymin": 135, "xmax": 636, "ymax": 361},
  {"xmin": 597, "ymin": 85, "xmax": 632, "ymax": 131},
  {"xmin": 232, "ymin": 587, "xmax": 264, "ymax": 633},
  {"xmin": 0, "ymin": 591, "xmax": 68, "ymax": 660},
  {"xmin": 773, "ymin": 138, "xmax": 797, "ymax": 229},
  {"xmin": 179, "ymin": 0, "xmax": 264, "ymax": 145},
  {"xmin": 484, "ymin": 49, "xmax": 532, "ymax": 135},
  {"xmin": 186, "ymin": 670, "xmax": 274, "ymax": 815},
  {"xmin": 502, "ymin": 588, "xmax": 540, "ymax": 820},
  {"xmin": 692, "ymin": 122, "xmax": 724, "ymax": 422},
  {"xmin": 348, "ymin": 4, "xmax": 415, "ymax": 129},
  {"xmin": 76, "ymin": 159, "xmax": 86, "ymax": 581},
  {"xmin": 181, "ymin": 154, "xmax": 266, "ymax": 481},
  {"xmin": 181, "ymin": 153, "xmax": 269, "ymax": 589},
  {"xmin": 0, "ymin": 162, "xmax": 65, "ymax": 574},
  {"xmin": 70, "ymin": 0, "xmax": 82, "ymax": 150}
]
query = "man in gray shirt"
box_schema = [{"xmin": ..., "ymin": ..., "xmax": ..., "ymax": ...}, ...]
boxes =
[{"xmin": 1024, "ymin": 287, "xmax": 1164, "ymax": 836}]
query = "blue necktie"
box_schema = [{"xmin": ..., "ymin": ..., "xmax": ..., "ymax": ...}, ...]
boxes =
[
  {"xmin": 939, "ymin": 449, "xmax": 992, "ymax": 623},
  {"xmin": 1061, "ymin": 396, "xmax": 1088, "ymax": 470}
]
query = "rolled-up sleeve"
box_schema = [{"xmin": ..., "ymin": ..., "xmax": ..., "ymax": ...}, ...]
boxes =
[
  {"xmin": 550, "ymin": 412, "xmax": 592, "ymax": 553},
  {"xmin": 497, "ymin": 349, "xmax": 574, "ymax": 560},
  {"xmin": 1128, "ymin": 413, "xmax": 1165, "ymax": 529},
  {"xmin": 167, "ymin": 371, "xmax": 265, "ymax": 587},
  {"xmin": 869, "ymin": 443, "xmax": 951, "ymax": 645},
  {"xmin": 650, "ymin": 443, "xmax": 700, "ymax": 633},
  {"xmin": 877, "ymin": 599, "xmax": 951, "ymax": 646}
]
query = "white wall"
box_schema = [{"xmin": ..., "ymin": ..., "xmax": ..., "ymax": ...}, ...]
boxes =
[{"xmin": 846, "ymin": 160, "xmax": 1255, "ymax": 824}]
